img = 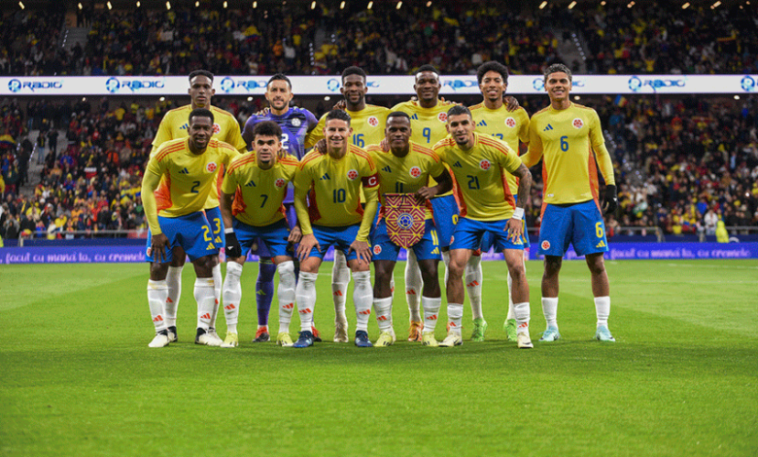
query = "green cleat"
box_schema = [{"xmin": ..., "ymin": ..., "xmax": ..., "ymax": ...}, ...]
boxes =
[
  {"xmin": 220, "ymin": 332, "xmax": 238, "ymax": 348},
  {"xmin": 504, "ymin": 318, "xmax": 517, "ymax": 342},
  {"xmin": 421, "ymin": 331, "xmax": 438, "ymax": 347},
  {"xmin": 374, "ymin": 330, "xmax": 396, "ymax": 347},
  {"xmin": 594, "ymin": 325, "xmax": 616, "ymax": 342},
  {"xmin": 539, "ymin": 326, "xmax": 561, "ymax": 342},
  {"xmin": 471, "ymin": 318, "xmax": 488, "ymax": 342},
  {"xmin": 276, "ymin": 332, "xmax": 294, "ymax": 347}
]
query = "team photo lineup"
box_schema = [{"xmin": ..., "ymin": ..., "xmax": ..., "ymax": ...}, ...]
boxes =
[{"xmin": 143, "ymin": 62, "xmax": 618, "ymax": 350}]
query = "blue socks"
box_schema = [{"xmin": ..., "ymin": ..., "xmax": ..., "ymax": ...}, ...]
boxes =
[{"xmin": 256, "ymin": 260, "xmax": 277, "ymax": 326}]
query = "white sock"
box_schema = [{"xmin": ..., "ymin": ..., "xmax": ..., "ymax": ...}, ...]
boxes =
[
  {"xmin": 332, "ymin": 250, "xmax": 350, "ymax": 321},
  {"xmin": 194, "ymin": 277, "xmax": 216, "ymax": 331},
  {"xmin": 277, "ymin": 261, "xmax": 296, "ymax": 334},
  {"xmin": 441, "ymin": 250, "xmax": 451, "ymax": 287},
  {"xmin": 507, "ymin": 261, "xmax": 524, "ymax": 320},
  {"xmin": 405, "ymin": 250, "xmax": 422, "ymax": 321},
  {"xmin": 595, "ymin": 296, "xmax": 611, "ymax": 327},
  {"xmin": 542, "ymin": 297, "xmax": 559, "ymax": 328},
  {"xmin": 164, "ymin": 266, "xmax": 183, "ymax": 327},
  {"xmin": 514, "ymin": 301, "xmax": 530, "ymax": 334},
  {"xmin": 447, "ymin": 302, "xmax": 463, "ymax": 334},
  {"xmin": 465, "ymin": 255, "xmax": 483, "ymax": 320},
  {"xmin": 147, "ymin": 279, "xmax": 169, "ymax": 332},
  {"xmin": 373, "ymin": 296, "xmax": 393, "ymax": 332},
  {"xmin": 210, "ymin": 263, "xmax": 222, "ymax": 329},
  {"xmin": 422, "ymin": 296, "xmax": 442, "ymax": 333},
  {"xmin": 296, "ymin": 271, "xmax": 318, "ymax": 332},
  {"xmin": 353, "ymin": 270, "xmax": 373, "ymax": 332},
  {"xmin": 222, "ymin": 262, "xmax": 243, "ymax": 334}
]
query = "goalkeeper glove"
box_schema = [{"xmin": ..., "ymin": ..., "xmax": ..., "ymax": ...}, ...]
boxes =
[
  {"xmin": 602, "ymin": 185, "xmax": 618, "ymax": 215},
  {"xmin": 225, "ymin": 231, "xmax": 243, "ymax": 259}
]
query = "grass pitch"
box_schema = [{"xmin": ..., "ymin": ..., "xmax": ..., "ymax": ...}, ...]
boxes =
[{"xmin": 1, "ymin": 259, "xmax": 756, "ymax": 457}]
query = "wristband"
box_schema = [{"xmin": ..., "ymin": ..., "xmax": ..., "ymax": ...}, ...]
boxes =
[
  {"xmin": 512, "ymin": 207, "xmax": 525, "ymax": 221},
  {"xmin": 224, "ymin": 228, "xmax": 234, "ymax": 234}
]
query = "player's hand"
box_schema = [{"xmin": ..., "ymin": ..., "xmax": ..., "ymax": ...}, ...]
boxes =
[
  {"xmin": 504, "ymin": 96, "xmax": 520, "ymax": 112},
  {"xmin": 379, "ymin": 137, "xmax": 389, "ymax": 152},
  {"xmin": 276, "ymin": 148, "xmax": 289, "ymax": 160},
  {"xmin": 505, "ymin": 218, "xmax": 524, "ymax": 243},
  {"xmin": 255, "ymin": 107, "xmax": 271, "ymax": 116},
  {"xmin": 348, "ymin": 239, "xmax": 372, "ymax": 265},
  {"xmin": 439, "ymin": 97, "xmax": 458, "ymax": 106},
  {"xmin": 288, "ymin": 225, "xmax": 302, "ymax": 244},
  {"xmin": 225, "ymin": 231, "xmax": 243, "ymax": 260},
  {"xmin": 297, "ymin": 233, "xmax": 320, "ymax": 262},
  {"xmin": 150, "ymin": 233, "xmax": 170, "ymax": 263},
  {"xmin": 414, "ymin": 186, "xmax": 436, "ymax": 203},
  {"xmin": 333, "ymin": 100, "xmax": 347, "ymax": 111},
  {"xmin": 602, "ymin": 185, "xmax": 618, "ymax": 215},
  {"xmin": 315, "ymin": 139, "xmax": 327, "ymax": 154}
]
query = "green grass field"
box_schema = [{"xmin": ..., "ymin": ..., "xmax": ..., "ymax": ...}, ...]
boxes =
[{"xmin": 1, "ymin": 259, "xmax": 757, "ymax": 457}]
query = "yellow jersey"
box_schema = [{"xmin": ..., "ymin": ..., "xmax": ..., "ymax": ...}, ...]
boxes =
[{"xmin": 306, "ymin": 104, "xmax": 390, "ymax": 149}]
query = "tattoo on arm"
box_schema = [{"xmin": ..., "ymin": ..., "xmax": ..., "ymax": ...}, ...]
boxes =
[{"xmin": 513, "ymin": 164, "xmax": 532, "ymax": 207}]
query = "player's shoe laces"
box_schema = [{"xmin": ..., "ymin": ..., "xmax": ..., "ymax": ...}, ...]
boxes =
[
  {"xmin": 148, "ymin": 331, "xmax": 170, "ymax": 348},
  {"xmin": 471, "ymin": 318, "xmax": 488, "ymax": 342},
  {"xmin": 439, "ymin": 331, "xmax": 463, "ymax": 347},
  {"xmin": 354, "ymin": 330, "xmax": 373, "ymax": 347},
  {"xmin": 503, "ymin": 319, "xmax": 517, "ymax": 342},
  {"xmin": 292, "ymin": 331, "xmax": 315, "ymax": 348},
  {"xmin": 206, "ymin": 328, "xmax": 224, "ymax": 346},
  {"xmin": 221, "ymin": 332, "xmax": 239, "ymax": 348},
  {"xmin": 195, "ymin": 328, "xmax": 222, "ymax": 346},
  {"xmin": 276, "ymin": 332, "xmax": 294, "ymax": 347},
  {"xmin": 539, "ymin": 326, "xmax": 561, "ymax": 342},
  {"xmin": 594, "ymin": 325, "xmax": 616, "ymax": 342},
  {"xmin": 407, "ymin": 320, "xmax": 423, "ymax": 342},
  {"xmin": 311, "ymin": 326, "xmax": 323, "ymax": 343},
  {"xmin": 517, "ymin": 332, "xmax": 534, "ymax": 349},
  {"xmin": 253, "ymin": 326, "xmax": 270, "ymax": 343},
  {"xmin": 167, "ymin": 326, "xmax": 178, "ymax": 343},
  {"xmin": 334, "ymin": 318, "xmax": 349, "ymax": 343},
  {"xmin": 421, "ymin": 331, "xmax": 438, "ymax": 347},
  {"xmin": 374, "ymin": 330, "xmax": 396, "ymax": 347}
]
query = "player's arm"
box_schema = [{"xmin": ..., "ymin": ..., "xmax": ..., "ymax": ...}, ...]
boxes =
[
  {"xmin": 590, "ymin": 111, "xmax": 617, "ymax": 213},
  {"xmin": 141, "ymin": 158, "xmax": 169, "ymax": 261},
  {"xmin": 304, "ymin": 115, "xmax": 326, "ymax": 149},
  {"xmin": 226, "ymin": 119, "xmax": 248, "ymax": 154},
  {"xmin": 416, "ymin": 167, "xmax": 452, "ymax": 202},
  {"xmin": 219, "ymin": 171, "xmax": 243, "ymax": 258},
  {"xmin": 517, "ymin": 110, "xmax": 530, "ymax": 151},
  {"xmin": 351, "ymin": 173, "xmax": 379, "ymax": 264},
  {"xmin": 241, "ymin": 117, "xmax": 256, "ymax": 151},
  {"xmin": 149, "ymin": 116, "xmax": 173, "ymax": 156},
  {"xmin": 293, "ymin": 165, "xmax": 319, "ymax": 261},
  {"xmin": 521, "ymin": 123, "xmax": 544, "ymax": 168}
]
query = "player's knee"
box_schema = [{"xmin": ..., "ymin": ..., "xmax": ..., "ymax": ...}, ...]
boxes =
[
  {"xmin": 448, "ymin": 259, "xmax": 465, "ymax": 279},
  {"xmin": 150, "ymin": 262, "xmax": 169, "ymax": 280},
  {"xmin": 586, "ymin": 255, "xmax": 606, "ymax": 275},
  {"xmin": 544, "ymin": 256, "xmax": 562, "ymax": 276}
]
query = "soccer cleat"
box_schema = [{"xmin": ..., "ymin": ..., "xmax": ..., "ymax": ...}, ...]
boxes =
[
  {"xmin": 206, "ymin": 328, "xmax": 224, "ymax": 346},
  {"xmin": 471, "ymin": 318, "xmax": 488, "ymax": 342},
  {"xmin": 221, "ymin": 332, "xmax": 239, "ymax": 348},
  {"xmin": 407, "ymin": 321, "xmax": 423, "ymax": 342},
  {"xmin": 594, "ymin": 325, "xmax": 616, "ymax": 342},
  {"xmin": 421, "ymin": 331, "xmax": 438, "ymax": 347},
  {"xmin": 439, "ymin": 331, "xmax": 463, "ymax": 347},
  {"xmin": 503, "ymin": 319, "xmax": 517, "ymax": 342},
  {"xmin": 517, "ymin": 332, "xmax": 534, "ymax": 349},
  {"xmin": 195, "ymin": 328, "xmax": 222, "ymax": 346},
  {"xmin": 292, "ymin": 331, "xmax": 314, "ymax": 348},
  {"xmin": 333, "ymin": 318, "xmax": 349, "ymax": 343},
  {"xmin": 311, "ymin": 326, "xmax": 323, "ymax": 343},
  {"xmin": 354, "ymin": 330, "xmax": 373, "ymax": 347},
  {"xmin": 167, "ymin": 326, "xmax": 178, "ymax": 343},
  {"xmin": 148, "ymin": 332, "xmax": 170, "ymax": 348},
  {"xmin": 276, "ymin": 332, "xmax": 294, "ymax": 347},
  {"xmin": 539, "ymin": 326, "xmax": 561, "ymax": 342},
  {"xmin": 253, "ymin": 326, "xmax": 270, "ymax": 343},
  {"xmin": 374, "ymin": 330, "xmax": 396, "ymax": 347}
]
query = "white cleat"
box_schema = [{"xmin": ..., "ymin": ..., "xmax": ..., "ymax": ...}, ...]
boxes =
[
  {"xmin": 517, "ymin": 332, "xmax": 534, "ymax": 349},
  {"xmin": 334, "ymin": 318, "xmax": 349, "ymax": 343},
  {"xmin": 438, "ymin": 331, "xmax": 463, "ymax": 347},
  {"xmin": 148, "ymin": 333, "xmax": 170, "ymax": 348},
  {"xmin": 206, "ymin": 329, "xmax": 224, "ymax": 346}
]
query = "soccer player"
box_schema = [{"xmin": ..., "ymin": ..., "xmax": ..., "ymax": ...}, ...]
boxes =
[
  {"xmin": 242, "ymin": 73, "xmax": 320, "ymax": 343},
  {"xmin": 434, "ymin": 105, "xmax": 534, "ymax": 349},
  {"xmin": 367, "ymin": 112, "xmax": 453, "ymax": 347},
  {"xmin": 142, "ymin": 108, "xmax": 240, "ymax": 348},
  {"xmin": 150, "ymin": 70, "xmax": 247, "ymax": 345},
  {"xmin": 521, "ymin": 63, "xmax": 618, "ymax": 342},
  {"xmin": 469, "ymin": 61, "xmax": 531, "ymax": 342},
  {"xmin": 292, "ymin": 110, "xmax": 379, "ymax": 348},
  {"xmin": 218, "ymin": 121, "xmax": 301, "ymax": 348},
  {"xmin": 306, "ymin": 66, "xmax": 391, "ymax": 343}
]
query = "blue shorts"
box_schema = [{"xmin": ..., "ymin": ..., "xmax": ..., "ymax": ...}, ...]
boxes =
[
  {"xmin": 204, "ymin": 206, "xmax": 225, "ymax": 247},
  {"xmin": 538, "ymin": 200, "xmax": 609, "ymax": 257},
  {"xmin": 145, "ymin": 211, "xmax": 219, "ymax": 262},
  {"xmin": 309, "ymin": 224, "xmax": 361, "ymax": 261},
  {"xmin": 249, "ymin": 203, "xmax": 298, "ymax": 258},
  {"xmin": 371, "ymin": 218, "xmax": 441, "ymax": 262},
  {"xmin": 234, "ymin": 218, "xmax": 293, "ymax": 258},
  {"xmin": 451, "ymin": 217, "xmax": 525, "ymax": 252},
  {"xmin": 480, "ymin": 219, "xmax": 530, "ymax": 252},
  {"xmin": 431, "ymin": 194, "xmax": 459, "ymax": 248}
]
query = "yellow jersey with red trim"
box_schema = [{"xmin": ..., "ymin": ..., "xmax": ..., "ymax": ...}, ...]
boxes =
[
  {"xmin": 221, "ymin": 153, "xmax": 299, "ymax": 227},
  {"xmin": 306, "ymin": 104, "xmax": 390, "ymax": 149},
  {"xmin": 433, "ymin": 133, "xmax": 522, "ymax": 221}
]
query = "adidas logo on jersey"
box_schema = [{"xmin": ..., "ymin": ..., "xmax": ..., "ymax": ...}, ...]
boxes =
[
  {"xmin": 411, "ymin": 113, "xmax": 419, "ymax": 120},
  {"xmin": 320, "ymin": 173, "xmax": 330, "ymax": 180},
  {"xmin": 477, "ymin": 120, "xmax": 487, "ymax": 127},
  {"xmin": 245, "ymin": 179, "xmax": 256, "ymax": 187},
  {"xmin": 543, "ymin": 124, "xmax": 554, "ymax": 131},
  {"xmin": 382, "ymin": 166, "xmax": 392, "ymax": 173},
  {"xmin": 179, "ymin": 168, "xmax": 190, "ymax": 174},
  {"xmin": 596, "ymin": 240, "xmax": 607, "ymax": 248},
  {"xmin": 179, "ymin": 123, "xmax": 189, "ymax": 130},
  {"xmin": 453, "ymin": 161, "xmax": 462, "ymax": 168}
]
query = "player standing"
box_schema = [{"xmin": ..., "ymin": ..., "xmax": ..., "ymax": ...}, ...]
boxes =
[
  {"xmin": 521, "ymin": 63, "xmax": 618, "ymax": 342},
  {"xmin": 142, "ymin": 109, "xmax": 240, "ymax": 347},
  {"xmin": 218, "ymin": 121, "xmax": 301, "ymax": 348},
  {"xmin": 292, "ymin": 110, "xmax": 379, "ymax": 348},
  {"xmin": 150, "ymin": 70, "xmax": 247, "ymax": 345},
  {"xmin": 434, "ymin": 105, "xmax": 534, "ymax": 349}
]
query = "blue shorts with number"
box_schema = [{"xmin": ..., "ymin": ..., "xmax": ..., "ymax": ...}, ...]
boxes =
[
  {"xmin": 431, "ymin": 194, "xmax": 459, "ymax": 248},
  {"xmin": 145, "ymin": 211, "xmax": 218, "ymax": 262},
  {"xmin": 371, "ymin": 218, "xmax": 441, "ymax": 262},
  {"xmin": 234, "ymin": 218, "xmax": 293, "ymax": 258},
  {"xmin": 309, "ymin": 224, "xmax": 361, "ymax": 261},
  {"xmin": 538, "ymin": 200, "xmax": 609, "ymax": 257},
  {"xmin": 451, "ymin": 217, "xmax": 525, "ymax": 252},
  {"xmin": 250, "ymin": 203, "xmax": 298, "ymax": 258},
  {"xmin": 480, "ymin": 197, "xmax": 530, "ymax": 252},
  {"xmin": 204, "ymin": 206, "xmax": 225, "ymax": 247}
]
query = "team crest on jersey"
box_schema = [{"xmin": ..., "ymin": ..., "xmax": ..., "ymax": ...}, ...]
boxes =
[
  {"xmin": 573, "ymin": 118, "xmax": 584, "ymax": 129},
  {"xmin": 275, "ymin": 178, "xmax": 286, "ymax": 188},
  {"xmin": 438, "ymin": 112, "xmax": 447, "ymax": 122},
  {"xmin": 409, "ymin": 166, "xmax": 422, "ymax": 178},
  {"xmin": 347, "ymin": 169, "xmax": 359, "ymax": 180},
  {"xmin": 292, "ymin": 118, "xmax": 302, "ymax": 127},
  {"xmin": 206, "ymin": 162, "xmax": 218, "ymax": 173},
  {"xmin": 505, "ymin": 117, "xmax": 517, "ymax": 128},
  {"xmin": 213, "ymin": 123, "xmax": 221, "ymax": 134},
  {"xmin": 368, "ymin": 116, "xmax": 379, "ymax": 127},
  {"xmin": 479, "ymin": 159, "xmax": 491, "ymax": 171},
  {"xmin": 541, "ymin": 240, "xmax": 551, "ymax": 250},
  {"xmin": 373, "ymin": 245, "xmax": 382, "ymax": 255}
]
